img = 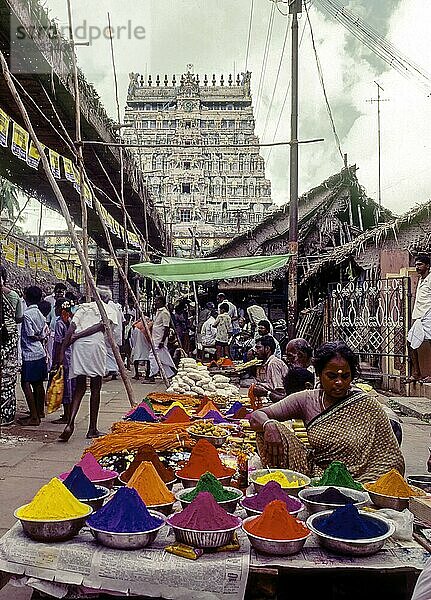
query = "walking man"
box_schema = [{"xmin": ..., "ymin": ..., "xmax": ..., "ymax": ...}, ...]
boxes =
[
  {"xmin": 407, "ymin": 253, "xmax": 431, "ymax": 382},
  {"xmin": 148, "ymin": 296, "xmax": 176, "ymax": 380}
]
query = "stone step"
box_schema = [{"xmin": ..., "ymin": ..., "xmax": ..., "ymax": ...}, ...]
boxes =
[
  {"xmin": 389, "ymin": 397, "xmax": 431, "ymax": 421},
  {"xmin": 406, "ymin": 382, "xmax": 431, "ymax": 401}
]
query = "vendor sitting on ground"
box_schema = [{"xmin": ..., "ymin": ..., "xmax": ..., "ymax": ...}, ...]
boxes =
[
  {"xmin": 255, "ymin": 320, "xmax": 281, "ymax": 358},
  {"xmin": 253, "ymin": 335, "xmax": 289, "ymax": 403},
  {"xmin": 250, "ymin": 341, "xmax": 404, "ymax": 482},
  {"xmin": 269, "ymin": 338, "xmax": 315, "ymax": 401}
]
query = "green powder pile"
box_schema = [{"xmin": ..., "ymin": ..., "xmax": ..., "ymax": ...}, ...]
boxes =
[
  {"xmin": 313, "ymin": 461, "xmax": 363, "ymax": 491},
  {"xmin": 182, "ymin": 472, "xmax": 239, "ymax": 502}
]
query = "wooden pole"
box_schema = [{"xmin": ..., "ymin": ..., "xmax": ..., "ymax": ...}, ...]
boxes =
[{"xmin": 0, "ymin": 49, "xmax": 137, "ymax": 407}]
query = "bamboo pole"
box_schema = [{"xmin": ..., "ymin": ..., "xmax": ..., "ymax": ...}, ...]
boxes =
[{"xmin": 0, "ymin": 49, "xmax": 137, "ymax": 407}]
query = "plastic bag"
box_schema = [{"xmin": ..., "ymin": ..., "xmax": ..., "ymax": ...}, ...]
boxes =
[
  {"xmin": 46, "ymin": 365, "xmax": 64, "ymax": 414},
  {"xmin": 377, "ymin": 508, "xmax": 414, "ymax": 541}
]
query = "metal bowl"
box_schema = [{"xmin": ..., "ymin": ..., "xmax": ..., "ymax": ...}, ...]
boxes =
[
  {"xmin": 250, "ymin": 469, "xmax": 311, "ymax": 496},
  {"xmin": 306, "ymin": 510, "xmax": 395, "ymax": 556},
  {"xmin": 166, "ymin": 516, "xmax": 242, "ymax": 548},
  {"xmin": 77, "ymin": 485, "xmax": 111, "ymax": 512},
  {"xmin": 188, "ymin": 431, "xmax": 228, "ymax": 448},
  {"xmin": 298, "ymin": 486, "xmax": 369, "ymax": 515},
  {"xmin": 88, "ymin": 510, "xmax": 165, "ymax": 550},
  {"xmin": 14, "ymin": 505, "xmax": 92, "ymax": 543},
  {"xmin": 364, "ymin": 483, "xmax": 426, "ymax": 511},
  {"xmin": 407, "ymin": 475, "xmax": 431, "ymax": 493},
  {"xmin": 146, "ymin": 501, "xmax": 175, "ymax": 516},
  {"xmin": 240, "ymin": 495, "xmax": 304, "ymax": 518},
  {"xmin": 177, "ymin": 474, "xmax": 233, "ymax": 489},
  {"xmin": 175, "ymin": 487, "xmax": 244, "ymax": 514},
  {"xmin": 242, "ymin": 516, "xmax": 310, "ymax": 555}
]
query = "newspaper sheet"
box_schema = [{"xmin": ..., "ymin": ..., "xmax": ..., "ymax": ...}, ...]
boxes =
[
  {"xmin": 0, "ymin": 523, "xmax": 250, "ymax": 600},
  {"xmin": 251, "ymin": 533, "xmax": 430, "ymax": 570}
]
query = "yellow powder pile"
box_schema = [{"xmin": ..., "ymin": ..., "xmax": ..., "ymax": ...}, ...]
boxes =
[
  {"xmin": 367, "ymin": 469, "xmax": 418, "ymax": 498},
  {"xmin": 127, "ymin": 461, "xmax": 175, "ymax": 505},
  {"xmin": 16, "ymin": 478, "xmax": 90, "ymax": 520},
  {"xmin": 255, "ymin": 471, "xmax": 307, "ymax": 488}
]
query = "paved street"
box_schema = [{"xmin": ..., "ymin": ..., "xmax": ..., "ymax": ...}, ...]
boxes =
[{"xmin": 0, "ymin": 382, "xmax": 430, "ymax": 599}]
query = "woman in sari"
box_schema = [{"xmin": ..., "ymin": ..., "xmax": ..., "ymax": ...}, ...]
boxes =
[
  {"xmin": 250, "ymin": 341, "xmax": 404, "ymax": 482},
  {"xmin": 0, "ymin": 266, "xmax": 23, "ymax": 425}
]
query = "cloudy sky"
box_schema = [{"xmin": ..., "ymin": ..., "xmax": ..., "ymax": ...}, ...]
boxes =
[{"xmin": 26, "ymin": 0, "xmax": 431, "ymax": 232}]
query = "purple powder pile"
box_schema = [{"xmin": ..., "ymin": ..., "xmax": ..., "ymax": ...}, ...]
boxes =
[
  {"xmin": 125, "ymin": 406, "xmax": 157, "ymax": 423},
  {"xmin": 226, "ymin": 401, "xmax": 243, "ymax": 416},
  {"xmin": 310, "ymin": 487, "xmax": 357, "ymax": 505},
  {"xmin": 202, "ymin": 410, "xmax": 228, "ymax": 424},
  {"xmin": 63, "ymin": 466, "xmax": 102, "ymax": 500},
  {"xmin": 87, "ymin": 487, "xmax": 164, "ymax": 533},
  {"xmin": 317, "ymin": 504, "xmax": 388, "ymax": 540},
  {"xmin": 242, "ymin": 481, "xmax": 302, "ymax": 512}
]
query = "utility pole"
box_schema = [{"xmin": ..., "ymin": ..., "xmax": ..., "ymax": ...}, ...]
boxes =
[
  {"xmin": 367, "ymin": 81, "xmax": 388, "ymax": 208},
  {"xmin": 287, "ymin": 0, "xmax": 302, "ymax": 340}
]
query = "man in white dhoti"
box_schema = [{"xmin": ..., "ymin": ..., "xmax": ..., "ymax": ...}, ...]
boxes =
[
  {"xmin": 148, "ymin": 296, "xmax": 176, "ymax": 380},
  {"xmin": 130, "ymin": 318, "xmax": 152, "ymax": 380},
  {"xmin": 407, "ymin": 253, "xmax": 431, "ymax": 383},
  {"xmin": 101, "ymin": 289, "xmax": 124, "ymax": 380},
  {"xmin": 58, "ymin": 289, "xmax": 117, "ymax": 442}
]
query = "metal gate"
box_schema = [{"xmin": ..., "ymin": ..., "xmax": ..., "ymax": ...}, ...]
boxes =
[{"xmin": 325, "ymin": 277, "xmax": 411, "ymax": 390}]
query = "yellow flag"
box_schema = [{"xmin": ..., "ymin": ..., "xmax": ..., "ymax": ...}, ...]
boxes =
[
  {"xmin": 17, "ymin": 244, "xmax": 25, "ymax": 268},
  {"xmin": 27, "ymin": 140, "xmax": 44, "ymax": 169},
  {"xmin": 63, "ymin": 156, "xmax": 75, "ymax": 183},
  {"xmin": 0, "ymin": 108, "xmax": 10, "ymax": 147},
  {"xmin": 35, "ymin": 250, "xmax": 43, "ymax": 269},
  {"xmin": 41, "ymin": 253, "xmax": 50, "ymax": 273},
  {"xmin": 27, "ymin": 248, "xmax": 37, "ymax": 270},
  {"xmin": 49, "ymin": 149, "xmax": 61, "ymax": 179},
  {"xmin": 3, "ymin": 239, "xmax": 16, "ymax": 263},
  {"xmin": 11, "ymin": 122, "xmax": 29, "ymax": 161}
]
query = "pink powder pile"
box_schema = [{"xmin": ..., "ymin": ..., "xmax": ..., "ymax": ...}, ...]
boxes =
[
  {"xmin": 168, "ymin": 491, "xmax": 240, "ymax": 531},
  {"xmin": 60, "ymin": 452, "xmax": 118, "ymax": 482}
]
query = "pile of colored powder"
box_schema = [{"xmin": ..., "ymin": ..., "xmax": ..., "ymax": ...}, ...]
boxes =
[
  {"xmin": 232, "ymin": 406, "xmax": 248, "ymax": 419},
  {"xmin": 226, "ymin": 401, "xmax": 243, "ymax": 416},
  {"xmin": 313, "ymin": 461, "xmax": 363, "ymax": 491},
  {"xmin": 61, "ymin": 452, "xmax": 118, "ymax": 482},
  {"xmin": 244, "ymin": 500, "xmax": 309, "ymax": 540},
  {"xmin": 366, "ymin": 469, "xmax": 417, "ymax": 498},
  {"xmin": 177, "ymin": 439, "xmax": 235, "ymax": 479},
  {"xmin": 163, "ymin": 401, "xmax": 191, "ymax": 416},
  {"xmin": 309, "ymin": 487, "xmax": 357, "ymax": 505},
  {"xmin": 182, "ymin": 472, "xmax": 239, "ymax": 502},
  {"xmin": 169, "ymin": 491, "xmax": 239, "ymax": 531},
  {"xmin": 125, "ymin": 406, "xmax": 157, "ymax": 423},
  {"xmin": 163, "ymin": 406, "xmax": 191, "ymax": 424},
  {"xmin": 255, "ymin": 471, "xmax": 306, "ymax": 488},
  {"xmin": 317, "ymin": 504, "xmax": 387, "ymax": 540},
  {"xmin": 202, "ymin": 410, "xmax": 228, "ymax": 424},
  {"xmin": 121, "ymin": 445, "xmax": 175, "ymax": 484},
  {"xmin": 125, "ymin": 399, "xmax": 156, "ymax": 419},
  {"xmin": 87, "ymin": 487, "xmax": 163, "ymax": 533},
  {"xmin": 16, "ymin": 478, "xmax": 89, "ymax": 520},
  {"xmin": 242, "ymin": 481, "xmax": 302, "ymax": 513},
  {"xmin": 63, "ymin": 466, "xmax": 102, "ymax": 500},
  {"xmin": 127, "ymin": 461, "xmax": 175, "ymax": 506},
  {"xmin": 197, "ymin": 401, "xmax": 220, "ymax": 418}
]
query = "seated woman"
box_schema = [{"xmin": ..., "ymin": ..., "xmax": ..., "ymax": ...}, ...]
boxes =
[{"xmin": 250, "ymin": 341, "xmax": 404, "ymax": 482}]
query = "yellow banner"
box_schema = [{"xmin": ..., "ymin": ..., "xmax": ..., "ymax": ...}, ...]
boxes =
[
  {"xmin": 63, "ymin": 156, "xmax": 75, "ymax": 183},
  {"xmin": 17, "ymin": 244, "xmax": 25, "ymax": 268},
  {"xmin": 27, "ymin": 140, "xmax": 43, "ymax": 170},
  {"xmin": 83, "ymin": 180, "xmax": 93, "ymax": 208},
  {"xmin": 11, "ymin": 122, "xmax": 28, "ymax": 161},
  {"xmin": 27, "ymin": 248, "xmax": 37, "ymax": 270},
  {"xmin": 49, "ymin": 149, "xmax": 61, "ymax": 179},
  {"xmin": 35, "ymin": 250, "xmax": 42, "ymax": 269},
  {"xmin": 3, "ymin": 239, "xmax": 16, "ymax": 263},
  {"xmin": 0, "ymin": 108, "xmax": 10, "ymax": 147},
  {"xmin": 41, "ymin": 252, "xmax": 50, "ymax": 273}
]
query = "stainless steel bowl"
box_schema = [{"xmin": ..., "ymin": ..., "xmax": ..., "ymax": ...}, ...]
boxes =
[
  {"xmin": 364, "ymin": 483, "xmax": 426, "ymax": 511},
  {"xmin": 407, "ymin": 475, "xmax": 431, "ymax": 493},
  {"xmin": 250, "ymin": 469, "xmax": 311, "ymax": 496},
  {"xmin": 14, "ymin": 505, "xmax": 92, "ymax": 542},
  {"xmin": 177, "ymin": 474, "xmax": 233, "ymax": 489},
  {"xmin": 242, "ymin": 517, "xmax": 310, "ymax": 555},
  {"xmin": 146, "ymin": 501, "xmax": 175, "ymax": 516},
  {"xmin": 88, "ymin": 510, "xmax": 165, "ymax": 550},
  {"xmin": 175, "ymin": 487, "xmax": 243, "ymax": 514},
  {"xmin": 298, "ymin": 486, "xmax": 369, "ymax": 515},
  {"xmin": 240, "ymin": 496, "xmax": 303, "ymax": 518},
  {"xmin": 77, "ymin": 485, "xmax": 111, "ymax": 512},
  {"xmin": 188, "ymin": 431, "xmax": 228, "ymax": 448},
  {"xmin": 167, "ymin": 517, "xmax": 242, "ymax": 548},
  {"xmin": 306, "ymin": 510, "xmax": 395, "ymax": 556}
]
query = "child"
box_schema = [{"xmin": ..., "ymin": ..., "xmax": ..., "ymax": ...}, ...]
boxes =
[
  {"xmin": 51, "ymin": 298, "xmax": 76, "ymax": 424},
  {"xmin": 213, "ymin": 302, "xmax": 232, "ymax": 359},
  {"xmin": 19, "ymin": 286, "xmax": 48, "ymax": 426}
]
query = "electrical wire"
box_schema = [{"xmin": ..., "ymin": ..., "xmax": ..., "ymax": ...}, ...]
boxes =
[
  {"xmin": 255, "ymin": 1, "xmax": 276, "ymax": 121},
  {"xmin": 244, "ymin": 0, "xmax": 254, "ymax": 72},
  {"xmin": 305, "ymin": 1, "xmax": 344, "ymax": 162}
]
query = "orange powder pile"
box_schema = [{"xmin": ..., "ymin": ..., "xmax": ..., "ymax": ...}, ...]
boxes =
[
  {"xmin": 196, "ymin": 401, "xmax": 220, "ymax": 417},
  {"xmin": 367, "ymin": 469, "xmax": 418, "ymax": 498},
  {"xmin": 127, "ymin": 461, "xmax": 175, "ymax": 505},
  {"xmin": 177, "ymin": 439, "xmax": 235, "ymax": 479},
  {"xmin": 244, "ymin": 500, "xmax": 310, "ymax": 540},
  {"xmin": 164, "ymin": 406, "xmax": 191, "ymax": 424}
]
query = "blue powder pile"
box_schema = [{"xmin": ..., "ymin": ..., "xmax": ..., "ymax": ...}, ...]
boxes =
[
  {"xmin": 226, "ymin": 401, "xmax": 243, "ymax": 416},
  {"xmin": 125, "ymin": 406, "xmax": 156, "ymax": 423},
  {"xmin": 317, "ymin": 504, "xmax": 388, "ymax": 540},
  {"xmin": 87, "ymin": 487, "xmax": 164, "ymax": 533},
  {"xmin": 203, "ymin": 410, "xmax": 228, "ymax": 423},
  {"xmin": 63, "ymin": 466, "xmax": 102, "ymax": 500}
]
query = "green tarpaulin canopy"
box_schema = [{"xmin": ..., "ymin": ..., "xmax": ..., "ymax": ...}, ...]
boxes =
[{"xmin": 131, "ymin": 254, "xmax": 291, "ymax": 283}]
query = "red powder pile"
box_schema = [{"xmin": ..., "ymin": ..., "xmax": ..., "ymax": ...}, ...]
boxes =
[
  {"xmin": 177, "ymin": 439, "xmax": 235, "ymax": 479},
  {"xmin": 244, "ymin": 500, "xmax": 310, "ymax": 540},
  {"xmin": 164, "ymin": 406, "xmax": 191, "ymax": 424},
  {"xmin": 121, "ymin": 444, "xmax": 175, "ymax": 484},
  {"xmin": 168, "ymin": 491, "xmax": 240, "ymax": 531}
]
